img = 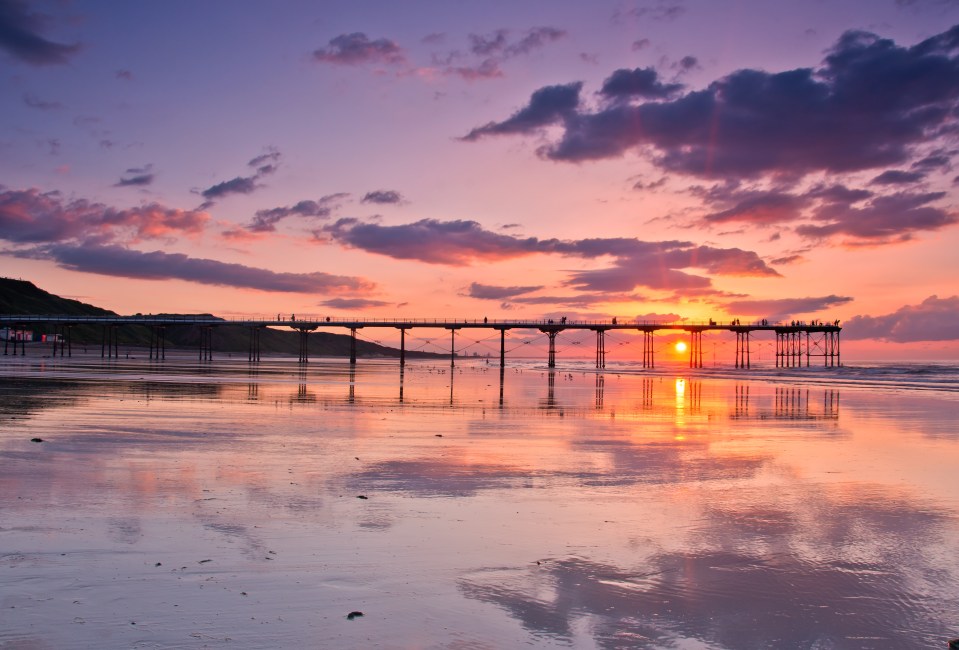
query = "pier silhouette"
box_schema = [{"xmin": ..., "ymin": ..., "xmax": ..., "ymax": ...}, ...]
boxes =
[{"xmin": 1, "ymin": 314, "xmax": 841, "ymax": 369}]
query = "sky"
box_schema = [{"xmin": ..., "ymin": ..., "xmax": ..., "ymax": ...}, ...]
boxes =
[{"xmin": 2, "ymin": 0, "xmax": 959, "ymax": 360}]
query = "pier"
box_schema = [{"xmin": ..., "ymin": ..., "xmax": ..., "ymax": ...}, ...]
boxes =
[{"xmin": 0, "ymin": 314, "xmax": 841, "ymax": 369}]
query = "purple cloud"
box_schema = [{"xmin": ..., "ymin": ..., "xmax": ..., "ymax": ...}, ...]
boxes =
[
  {"xmin": 465, "ymin": 25, "xmax": 959, "ymax": 181},
  {"xmin": 462, "ymin": 83, "xmax": 583, "ymax": 140},
  {"xmin": 114, "ymin": 173, "xmax": 154, "ymax": 188},
  {"xmin": 722, "ymin": 295, "xmax": 854, "ymax": 321},
  {"xmin": 201, "ymin": 176, "xmax": 257, "ymax": 200},
  {"xmin": 599, "ymin": 67, "xmax": 684, "ymax": 100},
  {"xmin": 616, "ymin": 3, "xmax": 686, "ymax": 22},
  {"xmin": 17, "ymin": 243, "xmax": 374, "ymax": 294},
  {"xmin": 245, "ymin": 194, "xmax": 347, "ymax": 233},
  {"xmin": 467, "ymin": 282, "xmax": 543, "ymax": 300},
  {"xmin": 320, "ymin": 297, "xmax": 390, "ymax": 310},
  {"xmin": 0, "ymin": 0, "xmax": 80, "ymax": 65},
  {"xmin": 322, "ymin": 218, "xmax": 778, "ymax": 295},
  {"xmin": 506, "ymin": 293, "xmax": 647, "ymax": 307},
  {"xmin": 322, "ymin": 218, "xmax": 539, "ymax": 265},
  {"xmin": 22, "ymin": 93, "xmax": 62, "ymax": 110},
  {"xmin": 870, "ymin": 169, "xmax": 926, "ymax": 185},
  {"xmin": 361, "ymin": 190, "xmax": 403, "ymax": 205},
  {"xmin": 0, "ymin": 187, "xmax": 208, "ymax": 244},
  {"xmin": 702, "ymin": 190, "xmax": 810, "ymax": 226},
  {"xmin": 200, "ymin": 150, "xmax": 281, "ymax": 202},
  {"xmin": 798, "ymin": 191, "xmax": 957, "ymax": 242},
  {"xmin": 312, "ymin": 33, "xmax": 406, "ymax": 66},
  {"xmin": 696, "ymin": 183, "xmax": 955, "ymax": 243},
  {"xmin": 441, "ymin": 27, "xmax": 566, "ymax": 81},
  {"xmin": 844, "ymin": 295, "xmax": 959, "ymax": 342}
]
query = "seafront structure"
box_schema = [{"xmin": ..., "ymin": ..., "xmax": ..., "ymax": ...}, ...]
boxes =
[{"xmin": 0, "ymin": 314, "xmax": 841, "ymax": 369}]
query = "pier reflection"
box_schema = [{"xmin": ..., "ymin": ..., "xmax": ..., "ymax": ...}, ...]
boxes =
[{"xmin": 732, "ymin": 384, "xmax": 840, "ymax": 420}]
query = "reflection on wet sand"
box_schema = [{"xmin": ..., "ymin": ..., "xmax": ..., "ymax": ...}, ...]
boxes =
[{"xmin": 1, "ymin": 358, "xmax": 958, "ymax": 648}]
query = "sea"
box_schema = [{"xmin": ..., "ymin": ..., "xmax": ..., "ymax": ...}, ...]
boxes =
[{"xmin": 1, "ymin": 352, "xmax": 958, "ymax": 649}]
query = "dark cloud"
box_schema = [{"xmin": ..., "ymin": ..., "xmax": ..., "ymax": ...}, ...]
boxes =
[
  {"xmin": 467, "ymin": 26, "xmax": 565, "ymax": 58},
  {"xmin": 631, "ymin": 38, "xmax": 651, "ymax": 51},
  {"xmin": 466, "ymin": 25, "xmax": 959, "ymax": 182},
  {"xmin": 22, "ymin": 93, "xmax": 61, "ymax": 110},
  {"xmin": 322, "ymin": 218, "xmax": 540, "ymax": 265},
  {"xmin": 507, "ymin": 293, "xmax": 646, "ymax": 307},
  {"xmin": 322, "ymin": 218, "xmax": 778, "ymax": 294},
  {"xmin": 115, "ymin": 69, "xmax": 133, "ymax": 81},
  {"xmin": 616, "ymin": 3, "xmax": 687, "ymax": 22},
  {"xmin": 443, "ymin": 59, "xmax": 503, "ymax": 81},
  {"xmin": 320, "ymin": 297, "xmax": 390, "ymax": 310},
  {"xmin": 467, "ymin": 282, "xmax": 543, "ymax": 300},
  {"xmin": 798, "ymin": 191, "xmax": 957, "ymax": 242},
  {"xmin": 200, "ymin": 150, "xmax": 281, "ymax": 202},
  {"xmin": 505, "ymin": 27, "xmax": 566, "ymax": 56},
  {"xmin": 911, "ymin": 152, "xmax": 953, "ymax": 171},
  {"xmin": 696, "ymin": 183, "xmax": 955, "ymax": 243},
  {"xmin": 17, "ymin": 243, "xmax": 373, "ymax": 294},
  {"xmin": 114, "ymin": 173, "xmax": 154, "ymax": 188},
  {"xmin": 247, "ymin": 150, "xmax": 281, "ymax": 176},
  {"xmin": 0, "ymin": 187, "xmax": 208, "ymax": 244},
  {"xmin": 201, "ymin": 175, "xmax": 258, "ymax": 200},
  {"xmin": 599, "ymin": 67, "xmax": 683, "ymax": 100},
  {"xmin": 246, "ymin": 194, "xmax": 347, "ymax": 233},
  {"xmin": 870, "ymin": 169, "xmax": 926, "ymax": 185},
  {"xmin": 469, "ymin": 29, "xmax": 508, "ymax": 57},
  {"xmin": 462, "ymin": 82, "xmax": 583, "ymax": 140},
  {"xmin": 675, "ymin": 55, "xmax": 700, "ymax": 72},
  {"xmin": 361, "ymin": 190, "xmax": 403, "ymax": 205},
  {"xmin": 702, "ymin": 190, "xmax": 810, "ymax": 225},
  {"xmin": 312, "ymin": 32, "xmax": 405, "ymax": 66},
  {"xmin": 0, "ymin": 0, "xmax": 80, "ymax": 65},
  {"xmin": 769, "ymin": 253, "xmax": 804, "ymax": 265},
  {"xmin": 844, "ymin": 295, "xmax": 959, "ymax": 342},
  {"xmin": 439, "ymin": 27, "xmax": 566, "ymax": 81},
  {"xmin": 632, "ymin": 176, "xmax": 667, "ymax": 190},
  {"xmin": 722, "ymin": 295, "xmax": 853, "ymax": 321}
]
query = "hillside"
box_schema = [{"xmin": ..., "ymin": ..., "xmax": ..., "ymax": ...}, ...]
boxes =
[{"xmin": 0, "ymin": 278, "xmax": 439, "ymax": 359}]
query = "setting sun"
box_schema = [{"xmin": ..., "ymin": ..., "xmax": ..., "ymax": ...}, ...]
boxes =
[{"xmin": 675, "ymin": 341, "xmax": 688, "ymax": 354}]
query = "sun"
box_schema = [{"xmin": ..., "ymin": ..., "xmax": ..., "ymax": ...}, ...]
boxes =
[{"xmin": 675, "ymin": 341, "xmax": 687, "ymax": 353}]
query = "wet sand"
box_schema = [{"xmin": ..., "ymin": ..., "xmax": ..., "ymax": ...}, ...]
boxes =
[{"xmin": 2, "ymin": 355, "xmax": 958, "ymax": 648}]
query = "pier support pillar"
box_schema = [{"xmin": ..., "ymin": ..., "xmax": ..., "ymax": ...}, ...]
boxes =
[
  {"xmin": 688, "ymin": 330, "xmax": 703, "ymax": 368},
  {"xmin": 248, "ymin": 326, "xmax": 261, "ymax": 363},
  {"xmin": 199, "ymin": 326, "xmax": 214, "ymax": 362},
  {"xmin": 735, "ymin": 330, "xmax": 751, "ymax": 369},
  {"xmin": 150, "ymin": 326, "xmax": 167, "ymax": 361},
  {"xmin": 643, "ymin": 330, "xmax": 655, "ymax": 368},
  {"xmin": 499, "ymin": 329, "xmax": 506, "ymax": 368},
  {"xmin": 297, "ymin": 329, "xmax": 309, "ymax": 363},
  {"xmin": 7, "ymin": 325, "xmax": 27, "ymax": 356},
  {"xmin": 102, "ymin": 324, "xmax": 119, "ymax": 359},
  {"xmin": 398, "ymin": 327, "xmax": 406, "ymax": 366},
  {"xmin": 595, "ymin": 329, "xmax": 605, "ymax": 369},
  {"xmin": 450, "ymin": 329, "xmax": 456, "ymax": 368},
  {"xmin": 547, "ymin": 331, "xmax": 557, "ymax": 368},
  {"xmin": 349, "ymin": 328, "xmax": 357, "ymax": 365}
]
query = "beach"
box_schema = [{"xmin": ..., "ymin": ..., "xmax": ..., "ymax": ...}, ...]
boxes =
[{"xmin": 1, "ymin": 354, "xmax": 958, "ymax": 648}]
